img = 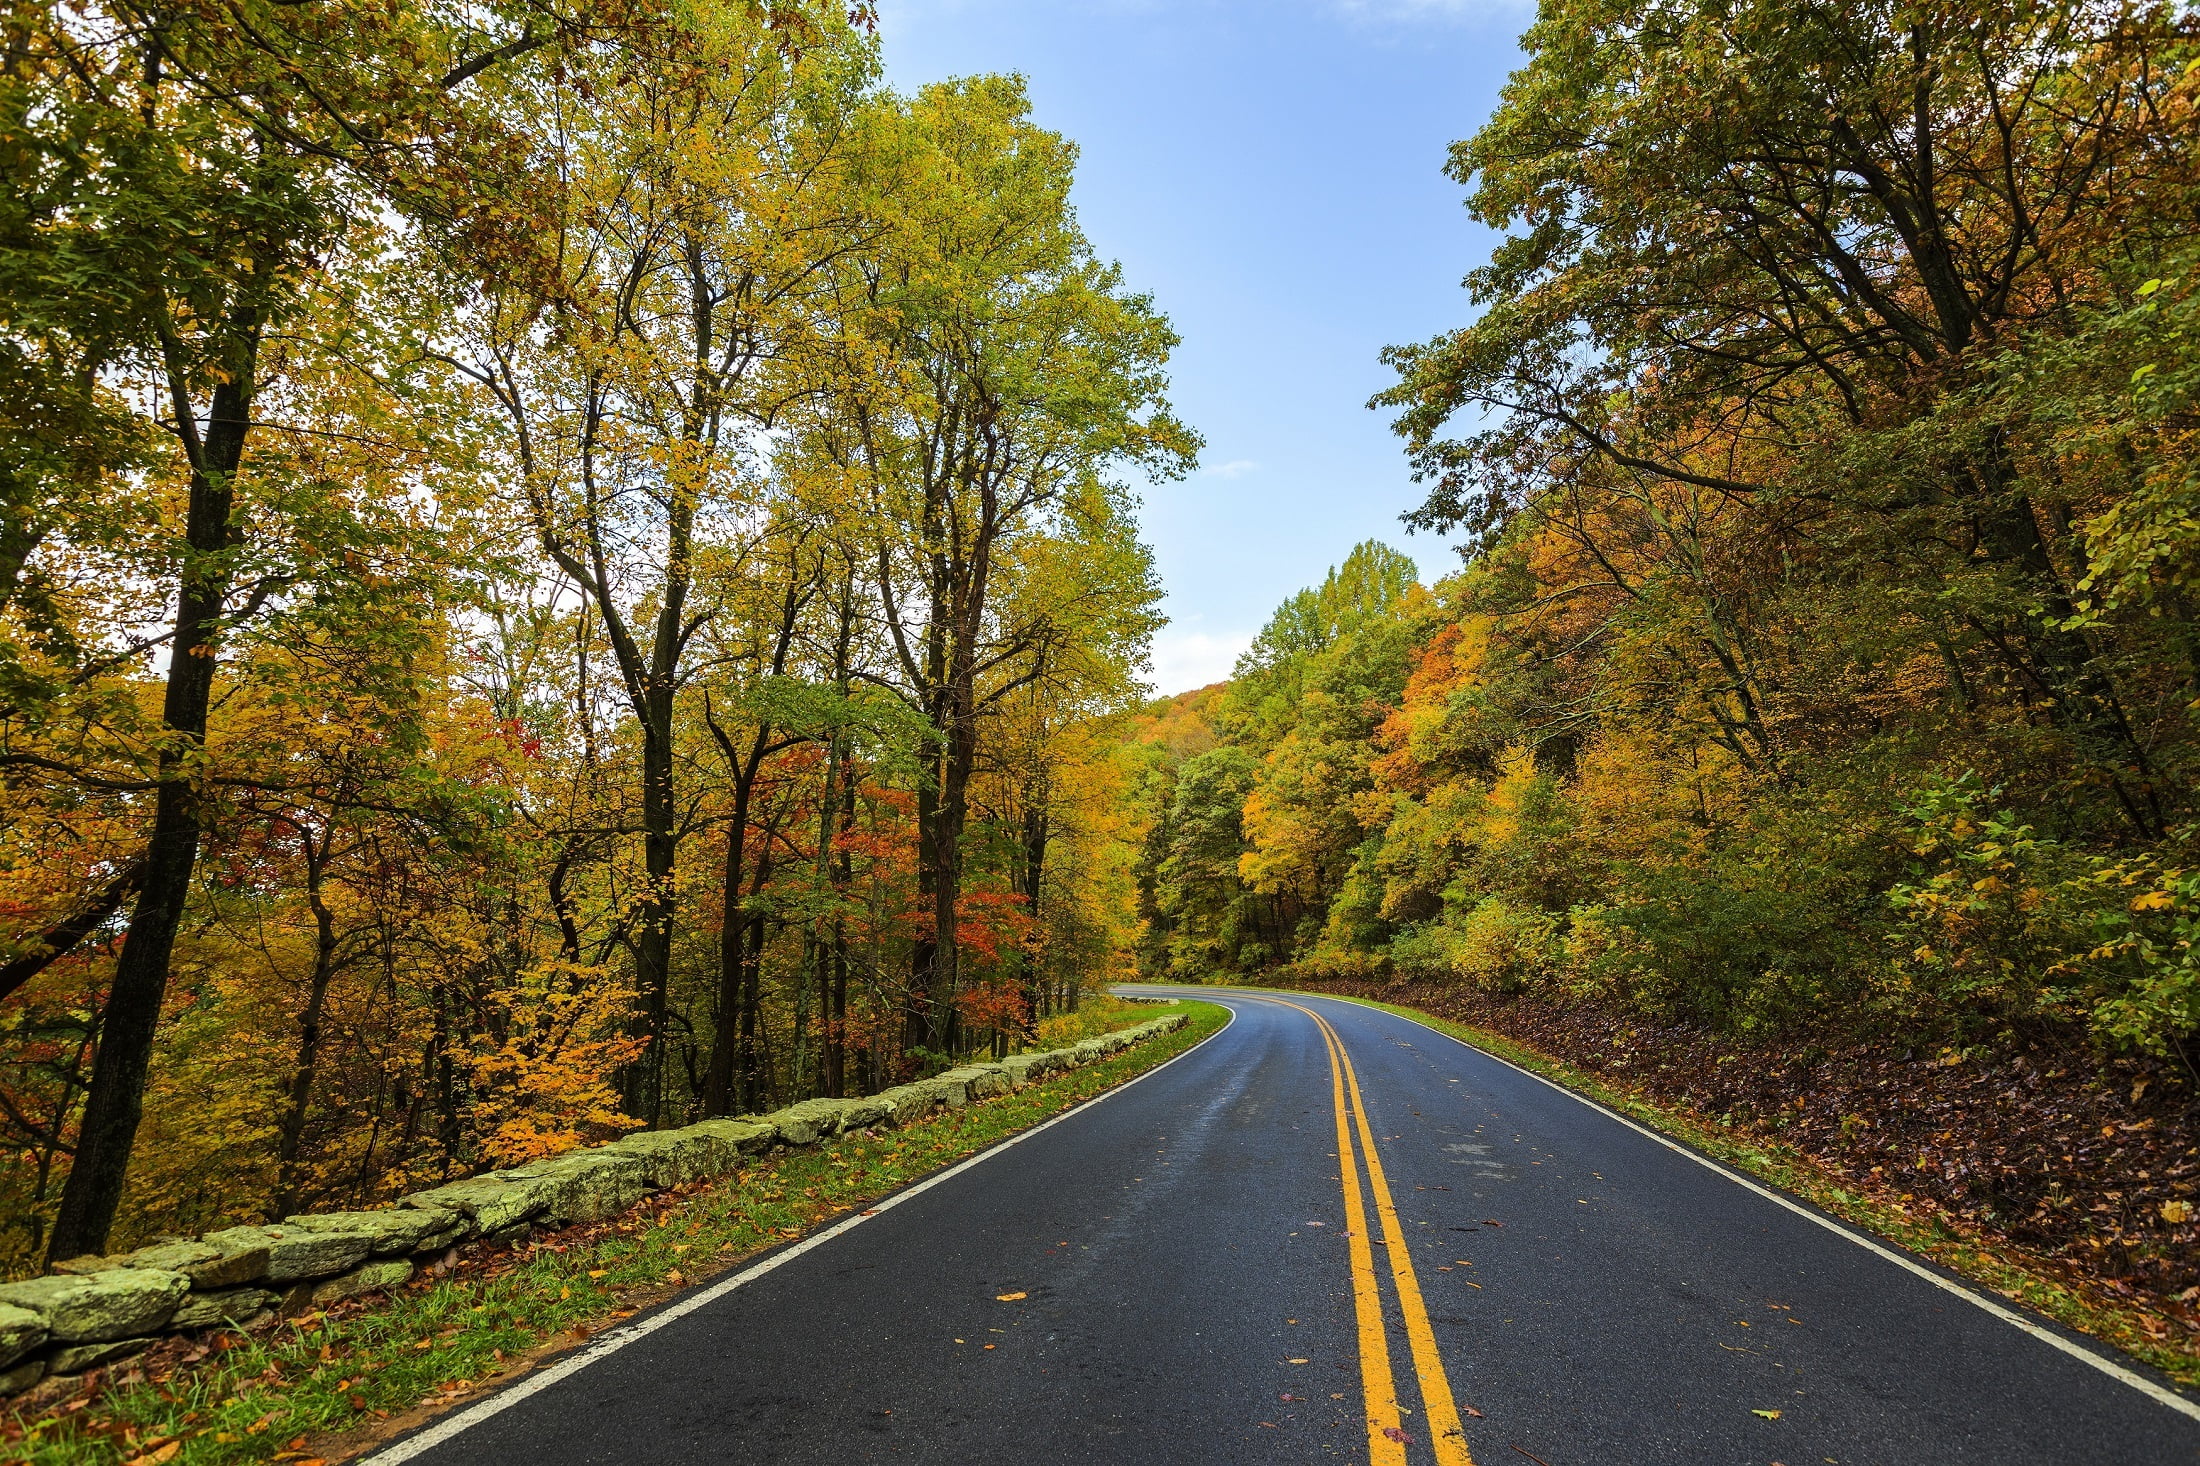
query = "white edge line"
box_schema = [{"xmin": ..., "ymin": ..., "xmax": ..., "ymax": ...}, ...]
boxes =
[
  {"xmin": 363, "ymin": 1004, "xmax": 1234, "ymax": 1464},
  {"xmin": 1253, "ymin": 986, "xmax": 2200, "ymax": 1424}
]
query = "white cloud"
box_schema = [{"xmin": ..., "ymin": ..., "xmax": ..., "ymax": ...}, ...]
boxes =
[
  {"xmin": 1206, "ymin": 458, "xmax": 1260, "ymax": 480},
  {"xmin": 1147, "ymin": 630, "xmax": 1252, "ymax": 695}
]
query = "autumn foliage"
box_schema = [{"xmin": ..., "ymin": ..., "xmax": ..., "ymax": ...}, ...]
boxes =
[
  {"xmin": 0, "ymin": 2, "xmax": 1185, "ymax": 1269},
  {"xmin": 1120, "ymin": 0, "xmax": 2200, "ymax": 1317}
]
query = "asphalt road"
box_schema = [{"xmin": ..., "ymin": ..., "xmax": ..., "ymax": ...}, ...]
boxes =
[{"xmin": 370, "ymin": 988, "xmax": 2200, "ymax": 1465}]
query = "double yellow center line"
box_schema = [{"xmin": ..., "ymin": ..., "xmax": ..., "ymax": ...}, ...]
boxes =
[{"xmin": 1275, "ymin": 998, "xmax": 1475, "ymax": 1466}]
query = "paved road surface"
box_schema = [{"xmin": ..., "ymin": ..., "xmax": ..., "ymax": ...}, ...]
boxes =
[{"xmin": 370, "ymin": 988, "xmax": 2200, "ymax": 1464}]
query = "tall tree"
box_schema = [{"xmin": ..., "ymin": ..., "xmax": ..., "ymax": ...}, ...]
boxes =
[
  {"xmin": 802, "ymin": 76, "xmax": 1193, "ymax": 1052},
  {"xmin": 459, "ymin": 10, "xmax": 874, "ymax": 1118}
]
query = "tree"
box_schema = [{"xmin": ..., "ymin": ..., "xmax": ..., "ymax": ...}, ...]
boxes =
[
  {"xmin": 799, "ymin": 76, "xmax": 1193, "ymax": 1052},
  {"xmin": 456, "ymin": 9, "xmax": 875, "ymax": 1119},
  {"xmin": 1377, "ymin": 0, "xmax": 2200, "ymax": 835}
]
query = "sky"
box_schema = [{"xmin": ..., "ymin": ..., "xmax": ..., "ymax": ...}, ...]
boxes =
[{"xmin": 879, "ymin": 0, "xmax": 1531, "ymax": 695}]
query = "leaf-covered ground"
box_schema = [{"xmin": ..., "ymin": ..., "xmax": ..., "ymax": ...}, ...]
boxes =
[
  {"xmin": 2, "ymin": 1002, "xmax": 1228, "ymax": 1466},
  {"xmin": 1263, "ymin": 976, "xmax": 2200, "ymax": 1382}
]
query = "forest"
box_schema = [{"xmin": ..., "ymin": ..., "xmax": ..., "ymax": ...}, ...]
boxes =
[
  {"xmin": 0, "ymin": 0, "xmax": 1193, "ymax": 1273},
  {"xmin": 10, "ymin": 0, "xmax": 2200, "ymax": 1330},
  {"xmin": 1122, "ymin": 0, "xmax": 2200, "ymax": 1311}
]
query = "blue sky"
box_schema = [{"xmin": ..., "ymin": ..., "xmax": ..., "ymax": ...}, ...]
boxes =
[{"xmin": 879, "ymin": 0, "xmax": 1530, "ymax": 695}]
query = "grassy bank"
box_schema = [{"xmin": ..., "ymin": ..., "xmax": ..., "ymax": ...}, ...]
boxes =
[
  {"xmin": 5, "ymin": 1000, "xmax": 1230, "ymax": 1466},
  {"xmin": 1262, "ymin": 983, "xmax": 2198, "ymax": 1389}
]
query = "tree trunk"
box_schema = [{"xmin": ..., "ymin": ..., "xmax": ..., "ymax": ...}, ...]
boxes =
[
  {"xmin": 702, "ymin": 756, "xmax": 754, "ymax": 1116},
  {"xmin": 273, "ymin": 831, "xmax": 339, "ymax": 1218},
  {"xmin": 1017, "ymin": 788, "xmax": 1048, "ymax": 1028},
  {"xmin": 47, "ymin": 339, "xmax": 258, "ymax": 1265}
]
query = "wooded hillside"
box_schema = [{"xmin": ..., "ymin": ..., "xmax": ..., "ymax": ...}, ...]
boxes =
[{"xmin": 0, "ymin": 0, "xmax": 1191, "ymax": 1273}]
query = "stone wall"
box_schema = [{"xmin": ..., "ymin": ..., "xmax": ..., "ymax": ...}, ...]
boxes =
[{"xmin": 0, "ymin": 1011, "xmax": 1190, "ymax": 1401}]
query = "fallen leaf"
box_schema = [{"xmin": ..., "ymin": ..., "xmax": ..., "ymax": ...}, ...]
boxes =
[
  {"xmin": 1383, "ymin": 1426, "xmax": 1415, "ymax": 1443},
  {"xmin": 1287, "ymin": 1357, "xmax": 1310, "ymax": 1364},
  {"xmin": 1464, "ymin": 1405, "xmax": 1484, "ymax": 1418},
  {"xmin": 123, "ymin": 1445, "xmax": 179, "ymax": 1466},
  {"xmin": 996, "ymin": 1291, "xmax": 1027, "ymax": 1301},
  {"xmin": 1280, "ymin": 1393, "xmax": 1305, "ymax": 1402},
  {"xmin": 1752, "ymin": 1408, "xmax": 1781, "ymax": 1420}
]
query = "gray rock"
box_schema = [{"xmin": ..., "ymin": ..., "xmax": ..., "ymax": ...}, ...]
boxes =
[
  {"xmin": 686, "ymin": 1117, "xmax": 779, "ymax": 1157},
  {"xmin": 168, "ymin": 1287, "xmax": 278, "ymax": 1330},
  {"xmin": 764, "ymin": 1098, "xmax": 853, "ymax": 1146},
  {"xmin": 48, "ymin": 1254, "xmax": 124, "ymax": 1276},
  {"xmin": 310, "ymin": 1258, "xmax": 413, "ymax": 1306},
  {"xmin": 281, "ymin": 1208, "xmax": 464, "ymax": 1256},
  {"xmin": 0, "ymin": 1269, "xmax": 187, "ymax": 1342},
  {"xmin": 122, "ymin": 1240, "xmax": 221, "ymax": 1279},
  {"xmin": 250, "ymin": 1224, "xmax": 379, "ymax": 1284},
  {"xmin": 949, "ymin": 1064, "xmax": 1011, "ymax": 1099},
  {"xmin": 0, "ymin": 1357, "xmax": 43, "ymax": 1397},
  {"xmin": 185, "ymin": 1228, "xmax": 277, "ymax": 1288},
  {"xmin": 837, "ymin": 1095, "xmax": 891, "ymax": 1130},
  {"xmin": 931, "ymin": 1065, "xmax": 1009, "ymax": 1101},
  {"xmin": 604, "ymin": 1126, "xmax": 744, "ymax": 1189},
  {"xmin": 402, "ymin": 1173, "xmax": 554, "ymax": 1234},
  {"xmin": 500, "ymin": 1149, "xmax": 653, "ymax": 1224},
  {"xmin": 869, "ymin": 1085, "xmax": 936, "ymax": 1127},
  {"xmin": 0, "ymin": 1303, "xmax": 45, "ymax": 1369},
  {"xmin": 46, "ymin": 1337, "xmax": 149, "ymax": 1374},
  {"xmin": 915, "ymin": 1075, "xmax": 973, "ymax": 1109}
]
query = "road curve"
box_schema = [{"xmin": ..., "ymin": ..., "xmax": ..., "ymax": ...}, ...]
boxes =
[{"xmin": 367, "ymin": 988, "xmax": 2200, "ymax": 1465}]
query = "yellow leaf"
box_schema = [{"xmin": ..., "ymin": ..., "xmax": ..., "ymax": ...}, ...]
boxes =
[
  {"xmin": 2163, "ymin": 1200, "xmax": 2194, "ymax": 1224},
  {"xmin": 2133, "ymin": 890, "xmax": 2175, "ymax": 911},
  {"xmin": 995, "ymin": 1291, "xmax": 1026, "ymax": 1301},
  {"xmin": 1752, "ymin": 1409, "xmax": 1781, "ymax": 1420}
]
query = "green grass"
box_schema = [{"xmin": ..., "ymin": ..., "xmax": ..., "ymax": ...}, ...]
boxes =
[
  {"xmin": 5, "ymin": 1000, "xmax": 1230, "ymax": 1465},
  {"xmin": 1276, "ymin": 985, "xmax": 2200, "ymax": 1388}
]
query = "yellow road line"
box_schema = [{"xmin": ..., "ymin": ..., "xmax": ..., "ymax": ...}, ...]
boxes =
[
  {"xmin": 1278, "ymin": 997, "xmax": 1476, "ymax": 1466},
  {"xmin": 1314, "ymin": 998, "xmax": 1408, "ymax": 1465},
  {"xmin": 1332, "ymin": 1019, "xmax": 1476, "ymax": 1466}
]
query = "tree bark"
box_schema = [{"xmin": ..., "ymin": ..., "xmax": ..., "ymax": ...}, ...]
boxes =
[
  {"xmin": 273, "ymin": 829, "xmax": 339, "ymax": 1218},
  {"xmin": 48, "ymin": 333, "xmax": 258, "ymax": 1264}
]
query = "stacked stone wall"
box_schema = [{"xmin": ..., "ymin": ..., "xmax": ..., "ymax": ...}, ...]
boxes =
[{"xmin": 0, "ymin": 1011, "xmax": 1189, "ymax": 1399}]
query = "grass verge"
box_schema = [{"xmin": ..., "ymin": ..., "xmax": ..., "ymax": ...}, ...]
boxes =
[
  {"xmin": 6, "ymin": 999, "xmax": 1231, "ymax": 1466},
  {"xmin": 1271, "ymin": 985, "xmax": 2200, "ymax": 1390}
]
